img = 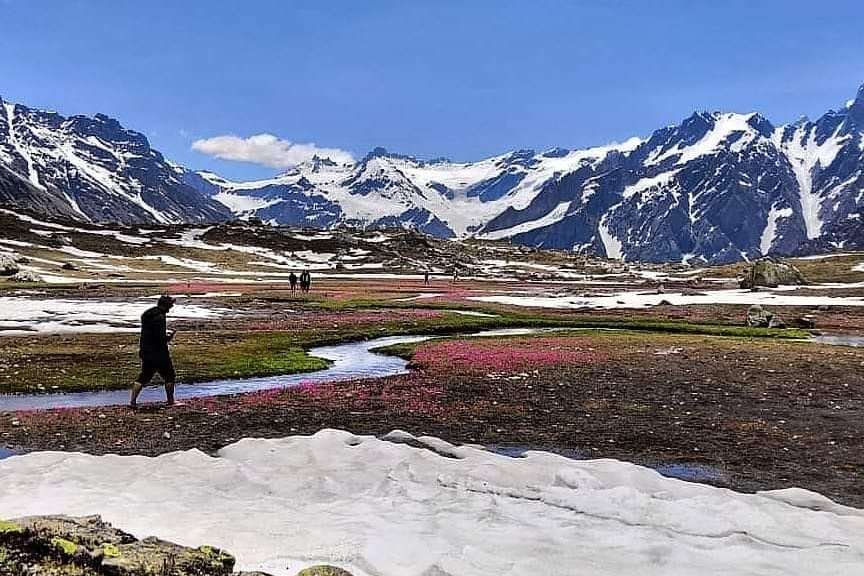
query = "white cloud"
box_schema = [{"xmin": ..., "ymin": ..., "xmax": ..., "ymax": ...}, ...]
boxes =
[{"xmin": 192, "ymin": 134, "xmax": 353, "ymax": 168}]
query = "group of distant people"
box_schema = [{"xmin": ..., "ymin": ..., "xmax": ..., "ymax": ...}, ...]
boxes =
[
  {"xmin": 288, "ymin": 269, "xmax": 312, "ymax": 294},
  {"xmin": 423, "ymin": 265, "xmax": 460, "ymax": 285}
]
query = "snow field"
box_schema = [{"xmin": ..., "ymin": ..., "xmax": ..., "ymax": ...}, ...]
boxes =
[{"xmin": 0, "ymin": 429, "xmax": 861, "ymax": 576}]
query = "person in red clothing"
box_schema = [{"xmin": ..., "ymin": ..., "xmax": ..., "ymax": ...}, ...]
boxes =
[{"xmin": 129, "ymin": 294, "xmax": 177, "ymax": 408}]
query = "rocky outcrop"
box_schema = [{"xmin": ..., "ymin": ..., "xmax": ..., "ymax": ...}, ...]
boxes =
[
  {"xmin": 739, "ymin": 258, "xmax": 807, "ymax": 289},
  {"xmin": 746, "ymin": 304, "xmax": 785, "ymax": 328},
  {"xmin": 0, "ymin": 254, "xmax": 19, "ymax": 276},
  {"xmin": 0, "ymin": 515, "xmax": 270, "ymax": 576},
  {"xmin": 9, "ymin": 270, "xmax": 41, "ymax": 283}
]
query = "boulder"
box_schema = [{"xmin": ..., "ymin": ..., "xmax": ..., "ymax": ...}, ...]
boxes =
[
  {"xmin": 0, "ymin": 514, "xmax": 273, "ymax": 576},
  {"xmin": 297, "ymin": 566, "xmax": 355, "ymax": 576},
  {"xmin": 10, "ymin": 270, "xmax": 42, "ymax": 283},
  {"xmin": 739, "ymin": 258, "xmax": 807, "ymax": 289},
  {"xmin": 746, "ymin": 304, "xmax": 783, "ymax": 328},
  {"xmin": 0, "ymin": 254, "xmax": 19, "ymax": 276},
  {"xmin": 787, "ymin": 315, "xmax": 817, "ymax": 329}
]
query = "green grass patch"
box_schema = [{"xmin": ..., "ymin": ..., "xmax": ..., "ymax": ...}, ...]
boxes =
[
  {"xmin": 50, "ymin": 537, "xmax": 78, "ymax": 556},
  {"xmin": 0, "ymin": 521, "xmax": 21, "ymax": 535},
  {"xmin": 369, "ymin": 341, "xmax": 420, "ymax": 359}
]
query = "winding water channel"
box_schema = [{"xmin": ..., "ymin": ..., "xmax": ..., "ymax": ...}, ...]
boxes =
[
  {"xmin": 0, "ymin": 328, "xmax": 540, "ymax": 412},
  {"xmin": 1, "ymin": 328, "xmax": 860, "ymax": 412}
]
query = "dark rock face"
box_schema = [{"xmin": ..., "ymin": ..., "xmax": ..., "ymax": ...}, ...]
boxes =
[
  {"xmin": 0, "ymin": 515, "xmax": 265, "ymax": 576},
  {"xmin": 368, "ymin": 207, "xmax": 456, "ymax": 239},
  {"xmin": 0, "ymin": 97, "xmax": 231, "ymax": 225}
]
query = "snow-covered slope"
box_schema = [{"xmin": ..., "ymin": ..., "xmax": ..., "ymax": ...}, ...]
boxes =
[
  {"xmin": 1, "ymin": 430, "xmax": 862, "ymax": 576},
  {"xmin": 0, "ymin": 97, "xmax": 230, "ymax": 224},
  {"xmin": 3, "ymin": 85, "xmax": 864, "ymax": 263},
  {"xmin": 188, "ymin": 85, "xmax": 864, "ymax": 263}
]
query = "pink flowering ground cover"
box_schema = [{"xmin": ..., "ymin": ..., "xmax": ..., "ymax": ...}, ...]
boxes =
[{"xmin": 411, "ymin": 336, "xmax": 607, "ymax": 374}]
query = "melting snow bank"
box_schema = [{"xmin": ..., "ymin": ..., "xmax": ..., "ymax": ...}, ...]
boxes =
[
  {"xmin": 0, "ymin": 296, "xmax": 229, "ymax": 334},
  {"xmin": 1, "ymin": 430, "xmax": 862, "ymax": 576},
  {"xmin": 470, "ymin": 288, "xmax": 864, "ymax": 309}
]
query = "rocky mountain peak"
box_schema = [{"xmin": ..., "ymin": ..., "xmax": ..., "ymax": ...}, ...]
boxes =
[
  {"xmin": 746, "ymin": 113, "xmax": 775, "ymax": 138},
  {"xmin": 847, "ymin": 83, "xmax": 864, "ymax": 127}
]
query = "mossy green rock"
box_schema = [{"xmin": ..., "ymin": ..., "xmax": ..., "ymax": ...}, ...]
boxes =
[
  {"xmin": 296, "ymin": 566, "xmax": 355, "ymax": 576},
  {"xmin": 0, "ymin": 514, "xmax": 269, "ymax": 575}
]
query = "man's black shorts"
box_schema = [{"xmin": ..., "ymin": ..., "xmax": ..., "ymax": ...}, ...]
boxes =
[{"xmin": 136, "ymin": 357, "xmax": 176, "ymax": 384}]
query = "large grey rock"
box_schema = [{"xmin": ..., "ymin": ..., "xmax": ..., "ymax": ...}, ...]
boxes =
[
  {"xmin": 746, "ymin": 304, "xmax": 784, "ymax": 328},
  {"xmin": 739, "ymin": 258, "xmax": 807, "ymax": 289},
  {"xmin": 0, "ymin": 515, "xmax": 272, "ymax": 576},
  {"xmin": 0, "ymin": 254, "xmax": 19, "ymax": 276},
  {"xmin": 10, "ymin": 270, "xmax": 41, "ymax": 283}
]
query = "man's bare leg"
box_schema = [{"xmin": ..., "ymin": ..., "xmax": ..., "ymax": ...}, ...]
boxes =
[
  {"xmin": 130, "ymin": 381, "xmax": 144, "ymax": 408},
  {"xmin": 165, "ymin": 381, "xmax": 175, "ymax": 406}
]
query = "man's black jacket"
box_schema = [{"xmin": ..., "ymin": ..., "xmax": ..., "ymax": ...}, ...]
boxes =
[{"xmin": 139, "ymin": 306, "xmax": 170, "ymax": 362}]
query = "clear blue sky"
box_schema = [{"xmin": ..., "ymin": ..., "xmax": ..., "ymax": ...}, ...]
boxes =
[{"xmin": 1, "ymin": 0, "xmax": 863, "ymax": 180}]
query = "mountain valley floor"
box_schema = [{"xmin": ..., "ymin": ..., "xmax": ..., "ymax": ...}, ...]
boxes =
[{"xmin": 1, "ymin": 275, "xmax": 863, "ymax": 509}]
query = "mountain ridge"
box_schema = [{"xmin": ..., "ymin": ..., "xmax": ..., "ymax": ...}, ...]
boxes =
[{"xmin": 2, "ymin": 86, "xmax": 863, "ymax": 263}]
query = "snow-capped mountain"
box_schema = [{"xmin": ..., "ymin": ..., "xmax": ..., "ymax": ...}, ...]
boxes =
[
  {"xmin": 0, "ymin": 97, "xmax": 229, "ymax": 224},
  {"xmin": 2, "ymin": 86, "xmax": 863, "ymax": 263},
  {"xmin": 181, "ymin": 85, "xmax": 864, "ymax": 263}
]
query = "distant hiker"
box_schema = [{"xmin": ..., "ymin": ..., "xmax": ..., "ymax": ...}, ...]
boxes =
[
  {"xmin": 130, "ymin": 294, "xmax": 177, "ymax": 408},
  {"xmin": 289, "ymin": 271, "xmax": 298, "ymax": 294},
  {"xmin": 300, "ymin": 269, "xmax": 311, "ymax": 293},
  {"xmin": 452, "ymin": 265, "xmax": 459, "ymax": 283},
  {"xmin": 424, "ymin": 270, "xmax": 430, "ymax": 285}
]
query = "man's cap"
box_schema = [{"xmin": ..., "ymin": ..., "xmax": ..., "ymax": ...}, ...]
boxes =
[{"xmin": 158, "ymin": 294, "xmax": 176, "ymax": 307}]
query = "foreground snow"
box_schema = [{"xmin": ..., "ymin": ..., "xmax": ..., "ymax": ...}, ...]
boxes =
[{"xmin": 1, "ymin": 430, "xmax": 861, "ymax": 575}]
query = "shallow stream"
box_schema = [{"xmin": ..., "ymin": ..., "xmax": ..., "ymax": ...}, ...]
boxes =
[{"xmin": 2, "ymin": 327, "xmax": 860, "ymax": 412}]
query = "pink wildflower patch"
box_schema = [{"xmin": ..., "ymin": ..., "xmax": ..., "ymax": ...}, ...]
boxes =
[{"xmin": 412, "ymin": 336, "xmax": 606, "ymax": 373}]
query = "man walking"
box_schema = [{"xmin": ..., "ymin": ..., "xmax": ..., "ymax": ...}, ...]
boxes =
[
  {"xmin": 130, "ymin": 294, "xmax": 177, "ymax": 408},
  {"xmin": 289, "ymin": 271, "xmax": 298, "ymax": 294}
]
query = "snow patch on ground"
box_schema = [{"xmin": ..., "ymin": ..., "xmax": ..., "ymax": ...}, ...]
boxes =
[
  {"xmin": 0, "ymin": 296, "xmax": 228, "ymax": 334},
  {"xmin": 470, "ymin": 289, "xmax": 864, "ymax": 309},
  {"xmin": 0, "ymin": 430, "xmax": 861, "ymax": 576}
]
